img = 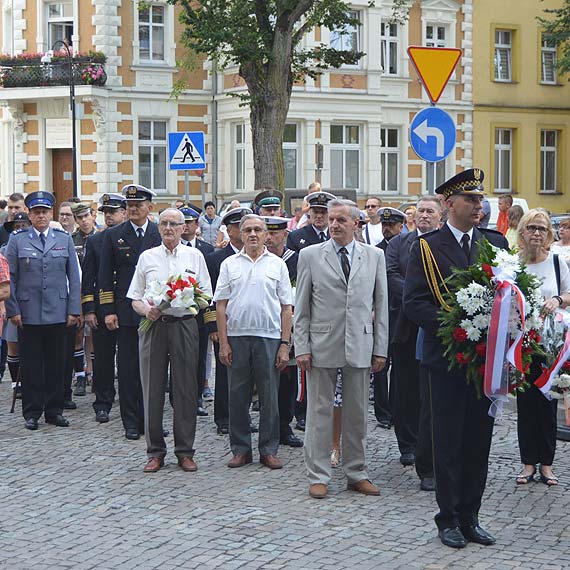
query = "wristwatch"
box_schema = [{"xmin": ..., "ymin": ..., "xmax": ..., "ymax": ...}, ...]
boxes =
[{"xmin": 279, "ymin": 340, "xmax": 290, "ymax": 346}]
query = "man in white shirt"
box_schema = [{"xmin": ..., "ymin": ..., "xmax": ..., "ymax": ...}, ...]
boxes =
[
  {"xmin": 362, "ymin": 196, "xmax": 383, "ymax": 245},
  {"xmin": 128, "ymin": 208, "xmax": 212, "ymax": 474},
  {"xmin": 215, "ymin": 214, "xmax": 293, "ymax": 470}
]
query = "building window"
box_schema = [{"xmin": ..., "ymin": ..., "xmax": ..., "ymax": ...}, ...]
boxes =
[
  {"xmin": 494, "ymin": 29, "xmax": 512, "ymax": 82},
  {"xmin": 426, "ymin": 161, "xmax": 446, "ymax": 194},
  {"xmin": 47, "ymin": 2, "xmax": 73, "ymax": 46},
  {"xmin": 139, "ymin": 4, "xmax": 165, "ymax": 62},
  {"xmin": 494, "ymin": 128, "xmax": 513, "ymax": 192},
  {"xmin": 330, "ymin": 11, "xmax": 360, "ymax": 61},
  {"xmin": 330, "ymin": 125, "xmax": 360, "ymax": 190},
  {"xmin": 541, "ymin": 36, "xmax": 557, "ymax": 84},
  {"xmin": 380, "ymin": 21, "xmax": 399, "ymax": 75},
  {"xmin": 540, "ymin": 130, "xmax": 558, "ymax": 193},
  {"xmin": 380, "ymin": 127, "xmax": 399, "ymax": 193},
  {"xmin": 426, "ymin": 24, "xmax": 447, "ymax": 48},
  {"xmin": 234, "ymin": 123, "xmax": 246, "ymax": 191},
  {"xmin": 283, "ymin": 123, "xmax": 298, "ymax": 190},
  {"xmin": 138, "ymin": 120, "xmax": 167, "ymax": 191}
]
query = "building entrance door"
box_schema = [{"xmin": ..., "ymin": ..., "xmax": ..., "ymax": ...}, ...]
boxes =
[{"xmin": 52, "ymin": 149, "xmax": 73, "ymax": 208}]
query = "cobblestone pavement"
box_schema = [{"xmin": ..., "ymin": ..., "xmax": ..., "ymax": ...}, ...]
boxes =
[{"xmin": 1, "ymin": 378, "xmax": 570, "ymax": 570}]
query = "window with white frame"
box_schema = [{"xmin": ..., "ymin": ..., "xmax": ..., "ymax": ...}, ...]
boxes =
[
  {"xmin": 138, "ymin": 120, "xmax": 167, "ymax": 191},
  {"xmin": 47, "ymin": 2, "xmax": 73, "ymax": 47},
  {"xmin": 494, "ymin": 128, "xmax": 513, "ymax": 192},
  {"xmin": 330, "ymin": 11, "xmax": 360, "ymax": 61},
  {"xmin": 540, "ymin": 129, "xmax": 558, "ymax": 193},
  {"xmin": 425, "ymin": 24, "xmax": 447, "ymax": 48},
  {"xmin": 283, "ymin": 124, "xmax": 299, "ymax": 190},
  {"xmin": 426, "ymin": 160, "xmax": 446, "ymax": 194},
  {"xmin": 380, "ymin": 128, "xmax": 399, "ymax": 193},
  {"xmin": 330, "ymin": 125, "xmax": 360, "ymax": 190},
  {"xmin": 494, "ymin": 29, "xmax": 512, "ymax": 82},
  {"xmin": 380, "ymin": 21, "xmax": 399, "ymax": 75},
  {"xmin": 139, "ymin": 4, "xmax": 165, "ymax": 62},
  {"xmin": 234, "ymin": 123, "xmax": 246, "ymax": 191},
  {"xmin": 541, "ymin": 36, "xmax": 557, "ymax": 84}
]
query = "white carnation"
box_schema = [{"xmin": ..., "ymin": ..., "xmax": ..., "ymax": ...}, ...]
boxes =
[
  {"xmin": 494, "ymin": 250, "xmax": 522, "ymax": 273},
  {"xmin": 472, "ymin": 314, "xmax": 489, "ymax": 330},
  {"xmin": 460, "ymin": 319, "xmax": 482, "ymax": 341}
]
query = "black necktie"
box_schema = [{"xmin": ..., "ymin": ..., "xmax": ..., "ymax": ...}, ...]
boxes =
[
  {"xmin": 137, "ymin": 228, "xmax": 144, "ymax": 240},
  {"xmin": 40, "ymin": 233, "xmax": 46, "ymax": 248},
  {"xmin": 319, "ymin": 231, "xmax": 326, "ymax": 242},
  {"xmin": 339, "ymin": 247, "xmax": 350, "ymax": 282},
  {"xmin": 461, "ymin": 233, "xmax": 470, "ymax": 259}
]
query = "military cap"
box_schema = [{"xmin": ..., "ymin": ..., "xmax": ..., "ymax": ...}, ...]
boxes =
[
  {"xmin": 435, "ymin": 168, "xmax": 485, "ymax": 200},
  {"xmin": 5, "ymin": 212, "xmax": 30, "ymax": 233},
  {"xmin": 25, "ymin": 191, "xmax": 55, "ymax": 209},
  {"xmin": 358, "ymin": 211, "xmax": 368, "ymax": 226},
  {"xmin": 263, "ymin": 216, "xmax": 289, "ymax": 231},
  {"xmin": 255, "ymin": 189, "xmax": 283, "ymax": 207},
  {"xmin": 98, "ymin": 193, "xmax": 126, "ymax": 211},
  {"xmin": 71, "ymin": 202, "xmax": 93, "ymax": 217},
  {"xmin": 378, "ymin": 207, "xmax": 405, "ymax": 224},
  {"xmin": 222, "ymin": 207, "xmax": 253, "ymax": 226},
  {"xmin": 179, "ymin": 206, "xmax": 201, "ymax": 221},
  {"xmin": 307, "ymin": 191, "xmax": 336, "ymax": 209},
  {"xmin": 121, "ymin": 184, "xmax": 157, "ymax": 202}
]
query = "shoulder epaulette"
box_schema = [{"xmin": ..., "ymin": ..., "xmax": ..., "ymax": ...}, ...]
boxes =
[
  {"xmin": 11, "ymin": 228, "xmax": 26, "ymax": 235},
  {"xmin": 53, "ymin": 227, "xmax": 68, "ymax": 234},
  {"xmin": 479, "ymin": 227, "xmax": 503, "ymax": 237}
]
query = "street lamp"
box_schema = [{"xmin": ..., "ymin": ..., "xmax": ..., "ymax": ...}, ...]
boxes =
[{"xmin": 52, "ymin": 39, "xmax": 77, "ymax": 198}]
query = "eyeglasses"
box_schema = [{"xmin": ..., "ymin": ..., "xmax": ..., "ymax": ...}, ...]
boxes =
[
  {"xmin": 365, "ymin": 204, "xmax": 380, "ymax": 209},
  {"xmin": 526, "ymin": 225, "xmax": 548, "ymax": 234},
  {"xmin": 159, "ymin": 221, "xmax": 184, "ymax": 228}
]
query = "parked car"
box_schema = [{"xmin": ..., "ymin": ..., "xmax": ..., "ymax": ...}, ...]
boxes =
[{"xmin": 551, "ymin": 213, "xmax": 570, "ymax": 239}]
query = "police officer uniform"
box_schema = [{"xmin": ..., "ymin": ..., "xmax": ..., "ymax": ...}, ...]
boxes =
[
  {"xmin": 403, "ymin": 169, "xmax": 508, "ymax": 548},
  {"xmin": 255, "ymin": 190, "xmax": 283, "ymax": 216},
  {"xmin": 82, "ymin": 193, "xmax": 126, "ymax": 422},
  {"xmin": 5, "ymin": 191, "xmax": 81, "ymax": 430},
  {"xmin": 98, "ymin": 185, "xmax": 161, "ymax": 439},
  {"xmin": 204, "ymin": 207, "xmax": 252, "ymax": 434}
]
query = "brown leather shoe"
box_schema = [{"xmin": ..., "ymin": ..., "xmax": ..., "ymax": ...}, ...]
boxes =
[
  {"xmin": 178, "ymin": 456, "xmax": 198, "ymax": 472},
  {"xmin": 143, "ymin": 457, "xmax": 164, "ymax": 473},
  {"xmin": 227, "ymin": 452, "xmax": 253, "ymax": 468},
  {"xmin": 309, "ymin": 483, "xmax": 328, "ymax": 499},
  {"xmin": 260, "ymin": 454, "xmax": 283, "ymax": 469},
  {"xmin": 347, "ymin": 479, "xmax": 380, "ymax": 496}
]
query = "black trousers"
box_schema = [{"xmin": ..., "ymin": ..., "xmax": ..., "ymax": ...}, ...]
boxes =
[
  {"xmin": 374, "ymin": 354, "xmax": 393, "ymax": 423},
  {"xmin": 196, "ymin": 323, "xmax": 209, "ymax": 407},
  {"xmin": 20, "ymin": 323, "xmax": 66, "ymax": 420},
  {"xmin": 278, "ymin": 366, "xmax": 296, "ymax": 438},
  {"xmin": 429, "ymin": 366, "xmax": 494, "ymax": 530},
  {"xmin": 517, "ymin": 363, "xmax": 557, "ymax": 466},
  {"xmin": 416, "ymin": 365, "xmax": 434, "ymax": 480},
  {"xmin": 213, "ymin": 340, "xmax": 229, "ymax": 429},
  {"xmin": 92, "ymin": 324, "xmax": 117, "ymax": 413},
  {"xmin": 63, "ymin": 325, "xmax": 76, "ymax": 401},
  {"xmin": 117, "ymin": 325, "xmax": 144, "ymax": 431}
]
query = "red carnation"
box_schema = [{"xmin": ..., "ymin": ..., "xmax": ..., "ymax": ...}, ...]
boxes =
[
  {"xmin": 475, "ymin": 342, "xmax": 487, "ymax": 357},
  {"xmin": 482, "ymin": 263, "xmax": 494, "ymax": 278},
  {"xmin": 456, "ymin": 352, "xmax": 470, "ymax": 365},
  {"xmin": 478, "ymin": 364, "xmax": 486, "ymax": 377},
  {"xmin": 563, "ymin": 361, "xmax": 570, "ymax": 372},
  {"xmin": 453, "ymin": 328, "xmax": 468, "ymax": 343}
]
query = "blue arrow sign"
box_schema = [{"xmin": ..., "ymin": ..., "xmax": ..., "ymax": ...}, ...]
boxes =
[
  {"xmin": 409, "ymin": 107, "xmax": 456, "ymax": 163},
  {"xmin": 168, "ymin": 131, "xmax": 206, "ymax": 170}
]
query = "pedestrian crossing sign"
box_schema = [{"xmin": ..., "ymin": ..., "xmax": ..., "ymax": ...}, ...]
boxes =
[{"xmin": 168, "ymin": 131, "xmax": 206, "ymax": 171}]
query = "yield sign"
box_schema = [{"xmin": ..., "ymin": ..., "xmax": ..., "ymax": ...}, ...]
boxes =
[{"xmin": 407, "ymin": 46, "xmax": 462, "ymax": 104}]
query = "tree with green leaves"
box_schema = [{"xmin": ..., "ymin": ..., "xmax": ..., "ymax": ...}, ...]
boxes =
[
  {"xmin": 539, "ymin": 0, "xmax": 570, "ymax": 77},
  {"xmin": 169, "ymin": 0, "xmax": 366, "ymax": 191}
]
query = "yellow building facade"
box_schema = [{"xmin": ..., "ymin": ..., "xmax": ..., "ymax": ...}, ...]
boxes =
[{"xmin": 472, "ymin": 0, "xmax": 570, "ymax": 212}]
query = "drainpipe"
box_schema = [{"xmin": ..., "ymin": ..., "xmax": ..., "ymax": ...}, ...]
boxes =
[{"xmin": 211, "ymin": 62, "xmax": 218, "ymax": 203}]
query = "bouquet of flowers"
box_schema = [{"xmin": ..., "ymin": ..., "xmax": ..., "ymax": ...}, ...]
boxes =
[
  {"xmin": 139, "ymin": 275, "xmax": 212, "ymax": 332},
  {"xmin": 437, "ymin": 239, "xmax": 544, "ymax": 399}
]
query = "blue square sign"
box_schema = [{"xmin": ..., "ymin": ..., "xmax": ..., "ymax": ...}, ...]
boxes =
[{"xmin": 168, "ymin": 131, "xmax": 206, "ymax": 170}]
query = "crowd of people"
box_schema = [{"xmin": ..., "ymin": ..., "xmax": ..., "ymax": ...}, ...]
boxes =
[{"xmin": 0, "ymin": 170, "xmax": 568, "ymax": 550}]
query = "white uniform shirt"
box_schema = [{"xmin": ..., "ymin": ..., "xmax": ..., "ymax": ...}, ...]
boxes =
[
  {"xmin": 364, "ymin": 221, "xmax": 383, "ymax": 245},
  {"xmin": 214, "ymin": 248, "xmax": 292, "ymax": 339},
  {"xmin": 127, "ymin": 242, "xmax": 212, "ymax": 316}
]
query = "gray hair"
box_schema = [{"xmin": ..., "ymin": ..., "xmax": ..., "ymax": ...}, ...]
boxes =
[
  {"xmin": 159, "ymin": 208, "xmax": 185, "ymax": 223},
  {"xmin": 239, "ymin": 214, "xmax": 267, "ymax": 231},
  {"xmin": 328, "ymin": 199, "xmax": 361, "ymax": 221},
  {"xmin": 417, "ymin": 196, "xmax": 442, "ymax": 210}
]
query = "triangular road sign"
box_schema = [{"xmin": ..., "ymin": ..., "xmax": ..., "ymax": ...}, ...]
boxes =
[
  {"xmin": 407, "ymin": 46, "xmax": 462, "ymax": 104},
  {"xmin": 171, "ymin": 133, "xmax": 205, "ymax": 165}
]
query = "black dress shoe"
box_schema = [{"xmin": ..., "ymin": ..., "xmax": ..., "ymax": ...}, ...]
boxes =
[
  {"xmin": 420, "ymin": 477, "xmax": 436, "ymax": 491},
  {"xmin": 25, "ymin": 418, "xmax": 38, "ymax": 431},
  {"xmin": 280, "ymin": 433, "xmax": 303, "ymax": 447},
  {"xmin": 125, "ymin": 428, "xmax": 140, "ymax": 440},
  {"xmin": 461, "ymin": 525, "xmax": 496, "ymax": 545},
  {"xmin": 197, "ymin": 406, "xmax": 209, "ymax": 417},
  {"xmin": 217, "ymin": 426, "xmax": 229, "ymax": 435},
  {"xmin": 438, "ymin": 527, "xmax": 467, "ymax": 549},
  {"xmin": 45, "ymin": 414, "xmax": 70, "ymax": 427},
  {"xmin": 163, "ymin": 428, "xmax": 170, "ymax": 437},
  {"xmin": 251, "ymin": 399, "xmax": 260, "ymax": 412},
  {"xmin": 250, "ymin": 423, "xmax": 258, "ymax": 433},
  {"xmin": 377, "ymin": 418, "xmax": 392, "ymax": 430},
  {"xmin": 63, "ymin": 399, "xmax": 77, "ymax": 410},
  {"xmin": 400, "ymin": 452, "xmax": 415, "ymax": 466},
  {"xmin": 295, "ymin": 419, "xmax": 306, "ymax": 431},
  {"xmin": 95, "ymin": 410, "xmax": 109, "ymax": 423}
]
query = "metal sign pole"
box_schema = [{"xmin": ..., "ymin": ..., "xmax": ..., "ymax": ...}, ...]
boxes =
[
  {"xmin": 184, "ymin": 171, "xmax": 189, "ymax": 203},
  {"xmin": 200, "ymin": 173, "xmax": 205, "ymax": 206}
]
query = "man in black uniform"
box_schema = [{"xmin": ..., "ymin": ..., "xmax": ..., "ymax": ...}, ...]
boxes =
[
  {"xmin": 98, "ymin": 185, "xmax": 161, "ymax": 439},
  {"xmin": 403, "ymin": 169, "xmax": 509, "ymax": 549},
  {"xmin": 205, "ymin": 207, "xmax": 252, "ymax": 435},
  {"xmin": 82, "ymin": 193, "xmax": 126, "ymax": 423}
]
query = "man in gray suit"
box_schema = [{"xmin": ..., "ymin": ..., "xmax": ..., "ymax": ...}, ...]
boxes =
[
  {"xmin": 294, "ymin": 199, "xmax": 389, "ymax": 499},
  {"xmin": 6, "ymin": 191, "xmax": 81, "ymax": 430}
]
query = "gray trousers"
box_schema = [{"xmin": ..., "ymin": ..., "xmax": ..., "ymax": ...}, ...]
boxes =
[
  {"xmin": 139, "ymin": 318, "xmax": 199, "ymax": 459},
  {"xmin": 304, "ymin": 366, "xmax": 370, "ymax": 485},
  {"xmin": 227, "ymin": 336, "xmax": 280, "ymax": 456}
]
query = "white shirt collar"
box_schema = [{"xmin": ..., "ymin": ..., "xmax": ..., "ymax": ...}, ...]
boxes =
[
  {"xmin": 230, "ymin": 242, "xmax": 240, "ymax": 254},
  {"xmin": 130, "ymin": 220, "xmax": 149, "ymax": 235},
  {"xmin": 238, "ymin": 246, "xmax": 270, "ymax": 262},
  {"xmin": 34, "ymin": 227, "xmax": 49, "ymax": 239},
  {"xmin": 160, "ymin": 242, "xmax": 181, "ymax": 256},
  {"xmin": 446, "ymin": 221, "xmax": 473, "ymax": 245},
  {"xmin": 312, "ymin": 225, "xmax": 328, "ymax": 238}
]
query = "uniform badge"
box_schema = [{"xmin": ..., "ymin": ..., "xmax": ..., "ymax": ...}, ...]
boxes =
[
  {"xmin": 118, "ymin": 238, "xmax": 124, "ymax": 244},
  {"xmin": 300, "ymin": 239, "xmax": 306, "ymax": 244}
]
